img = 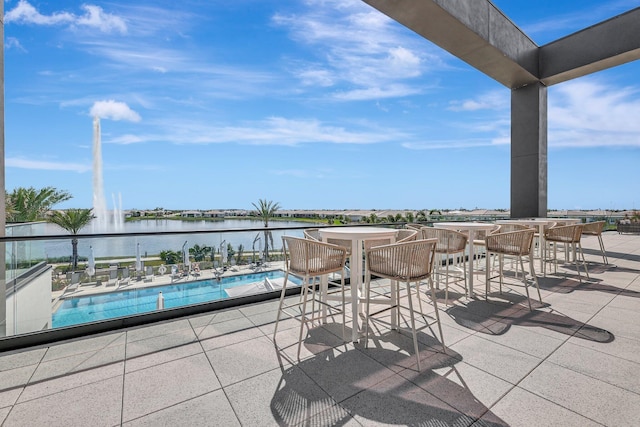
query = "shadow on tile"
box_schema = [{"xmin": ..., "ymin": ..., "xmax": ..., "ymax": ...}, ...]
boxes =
[
  {"xmin": 271, "ymin": 345, "xmax": 509, "ymax": 426},
  {"xmin": 446, "ymin": 299, "xmax": 614, "ymax": 343},
  {"xmin": 538, "ymin": 273, "xmax": 640, "ymax": 298}
]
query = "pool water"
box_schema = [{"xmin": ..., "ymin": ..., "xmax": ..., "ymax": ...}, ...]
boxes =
[{"xmin": 52, "ymin": 270, "xmax": 297, "ymax": 328}]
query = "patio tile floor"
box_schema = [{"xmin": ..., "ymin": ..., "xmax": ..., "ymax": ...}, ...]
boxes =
[{"xmin": 1, "ymin": 232, "xmax": 639, "ymax": 426}]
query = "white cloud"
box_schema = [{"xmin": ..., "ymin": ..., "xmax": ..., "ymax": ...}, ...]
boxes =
[
  {"xmin": 104, "ymin": 3, "xmax": 194, "ymax": 37},
  {"xmin": 77, "ymin": 40, "xmax": 188, "ymax": 73},
  {"xmin": 5, "ymin": 1, "xmax": 127, "ymax": 34},
  {"xmin": 333, "ymin": 84, "xmax": 423, "ymax": 101},
  {"xmin": 448, "ymin": 91, "xmax": 509, "ymax": 111},
  {"xmin": 5, "ymin": 1, "xmax": 74, "ymax": 25},
  {"xmin": 297, "ymin": 68, "xmax": 334, "ymax": 87},
  {"xmin": 107, "ymin": 134, "xmax": 144, "ymax": 145},
  {"xmin": 519, "ymin": 1, "xmax": 639, "ymax": 44},
  {"xmin": 110, "ymin": 116, "xmax": 406, "ymax": 146},
  {"xmin": 402, "ymin": 138, "xmax": 502, "ymax": 150},
  {"xmin": 5, "ymin": 36, "xmax": 27, "ymax": 52},
  {"xmin": 273, "ymin": 0, "xmax": 443, "ymax": 100},
  {"xmin": 6, "ymin": 157, "xmax": 91, "ymax": 173},
  {"xmin": 74, "ymin": 39, "xmax": 278, "ymax": 98},
  {"xmin": 197, "ymin": 116, "xmax": 397, "ymax": 146},
  {"xmin": 76, "ymin": 5, "xmax": 127, "ymax": 34},
  {"xmin": 387, "ymin": 47, "xmax": 421, "ymax": 76},
  {"xmin": 442, "ymin": 79, "xmax": 640, "ymax": 149},
  {"xmin": 90, "ymin": 100, "xmax": 141, "ymax": 122},
  {"xmin": 549, "ymin": 78, "xmax": 640, "ymax": 148}
]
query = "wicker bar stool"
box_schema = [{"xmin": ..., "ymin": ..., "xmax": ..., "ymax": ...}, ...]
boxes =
[
  {"xmin": 305, "ymin": 227, "xmax": 352, "ymax": 281},
  {"xmin": 485, "ymin": 228, "xmax": 541, "ymax": 310},
  {"xmin": 364, "ymin": 238, "xmax": 444, "ymax": 371},
  {"xmin": 273, "ymin": 236, "xmax": 349, "ymax": 359},
  {"xmin": 405, "ymin": 223, "xmax": 425, "ymax": 231},
  {"xmin": 581, "ymin": 221, "xmax": 608, "ymax": 265},
  {"xmin": 470, "ymin": 224, "xmax": 501, "ymax": 268},
  {"xmin": 493, "ymin": 223, "xmax": 533, "ymax": 276},
  {"xmin": 304, "ymin": 228, "xmax": 352, "ymax": 257},
  {"xmin": 303, "ymin": 228, "xmax": 321, "ymax": 241},
  {"xmin": 420, "ymin": 227, "xmax": 468, "ymax": 305},
  {"xmin": 544, "ymin": 224, "xmax": 590, "ymax": 282},
  {"xmin": 363, "ymin": 228, "xmax": 417, "ymax": 251}
]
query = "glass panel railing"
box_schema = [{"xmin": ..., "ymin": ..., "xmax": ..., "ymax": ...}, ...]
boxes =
[
  {"xmin": 3, "ymin": 222, "xmax": 337, "ymax": 344},
  {"xmin": 4, "ymin": 214, "xmax": 614, "ymax": 348}
]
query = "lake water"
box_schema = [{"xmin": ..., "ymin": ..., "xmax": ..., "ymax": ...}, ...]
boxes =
[{"xmin": 8, "ymin": 219, "xmax": 321, "ymax": 262}]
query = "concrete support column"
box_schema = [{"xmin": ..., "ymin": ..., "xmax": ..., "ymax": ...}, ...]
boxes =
[
  {"xmin": 1, "ymin": 1, "xmax": 6, "ymax": 337},
  {"xmin": 511, "ymin": 82, "xmax": 547, "ymax": 218}
]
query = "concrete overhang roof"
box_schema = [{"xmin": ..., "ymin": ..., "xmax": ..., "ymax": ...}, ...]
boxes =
[{"xmin": 363, "ymin": 0, "xmax": 640, "ymax": 88}]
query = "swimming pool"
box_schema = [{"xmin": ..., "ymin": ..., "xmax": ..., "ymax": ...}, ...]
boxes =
[{"xmin": 52, "ymin": 270, "xmax": 298, "ymax": 328}]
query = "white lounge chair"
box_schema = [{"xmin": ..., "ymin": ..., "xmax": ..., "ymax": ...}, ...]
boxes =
[
  {"xmin": 118, "ymin": 268, "xmax": 131, "ymax": 288},
  {"xmin": 144, "ymin": 266, "xmax": 154, "ymax": 282},
  {"xmin": 190, "ymin": 263, "xmax": 201, "ymax": 278},
  {"xmin": 62, "ymin": 272, "xmax": 81, "ymax": 296},
  {"xmin": 106, "ymin": 268, "xmax": 118, "ymax": 287},
  {"xmin": 171, "ymin": 264, "xmax": 182, "ymax": 282}
]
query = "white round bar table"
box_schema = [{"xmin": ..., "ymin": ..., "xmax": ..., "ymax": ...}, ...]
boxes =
[{"xmin": 318, "ymin": 227, "xmax": 398, "ymax": 342}]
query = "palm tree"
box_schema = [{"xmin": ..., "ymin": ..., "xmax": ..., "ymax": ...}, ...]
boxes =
[
  {"xmin": 6, "ymin": 186, "xmax": 72, "ymax": 223},
  {"xmin": 5, "ymin": 194, "xmax": 17, "ymax": 222},
  {"xmin": 189, "ymin": 244, "xmax": 211, "ymax": 262},
  {"xmin": 235, "ymin": 244, "xmax": 244, "ymax": 265},
  {"xmin": 160, "ymin": 250, "xmax": 182, "ymax": 264},
  {"xmin": 429, "ymin": 209, "xmax": 443, "ymax": 221},
  {"xmin": 251, "ymin": 199, "xmax": 281, "ymax": 258},
  {"xmin": 48, "ymin": 208, "xmax": 95, "ymax": 270}
]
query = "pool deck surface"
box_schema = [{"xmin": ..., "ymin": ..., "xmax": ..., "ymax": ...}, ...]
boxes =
[{"xmin": 1, "ymin": 231, "xmax": 640, "ymax": 426}]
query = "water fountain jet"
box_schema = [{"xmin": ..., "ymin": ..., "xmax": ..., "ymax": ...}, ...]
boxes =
[{"xmin": 92, "ymin": 116, "xmax": 124, "ymax": 232}]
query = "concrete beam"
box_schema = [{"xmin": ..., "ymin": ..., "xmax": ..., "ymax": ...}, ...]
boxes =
[
  {"xmin": 540, "ymin": 8, "xmax": 640, "ymax": 86},
  {"xmin": 363, "ymin": 0, "xmax": 539, "ymax": 88}
]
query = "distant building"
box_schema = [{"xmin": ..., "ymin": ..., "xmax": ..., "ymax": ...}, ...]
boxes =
[
  {"xmin": 180, "ymin": 210, "xmax": 203, "ymax": 218},
  {"xmin": 203, "ymin": 210, "xmax": 225, "ymax": 218}
]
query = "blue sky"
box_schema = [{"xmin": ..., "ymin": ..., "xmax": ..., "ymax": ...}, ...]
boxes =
[{"xmin": 4, "ymin": 0, "xmax": 639, "ymax": 212}]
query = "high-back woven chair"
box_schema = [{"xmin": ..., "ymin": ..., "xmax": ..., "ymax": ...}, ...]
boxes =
[
  {"xmin": 405, "ymin": 223, "xmax": 425, "ymax": 231},
  {"xmin": 273, "ymin": 236, "xmax": 348, "ymax": 359},
  {"xmin": 420, "ymin": 227, "xmax": 468, "ymax": 305},
  {"xmin": 581, "ymin": 221, "xmax": 608, "ymax": 265},
  {"xmin": 362, "ymin": 228, "xmax": 418, "ymax": 289},
  {"xmin": 364, "ymin": 238, "xmax": 444, "ymax": 371},
  {"xmin": 493, "ymin": 223, "xmax": 534, "ymax": 275},
  {"xmin": 470, "ymin": 224, "xmax": 501, "ymax": 268},
  {"xmin": 498, "ymin": 223, "xmax": 531, "ymax": 233},
  {"xmin": 305, "ymin": 227, "xmax": 351, "ymax": 282},
  {"xmin": 304, "ymin": 228, "xmax": 352, "ymax": 256},
  {"xmin": 485, "ymin": 228, "xmax": 542, "ymax": 311},
  {"xmin": 303, "ymin": 228, "xmax": 322, "ymax": 241},
  {"xmin": 544, "ymin": 224, "xmax": 590, "ymax": 282},
  {"xmin": 363, "ymin": 228, "xmax": 417, "ymax": 252}
]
